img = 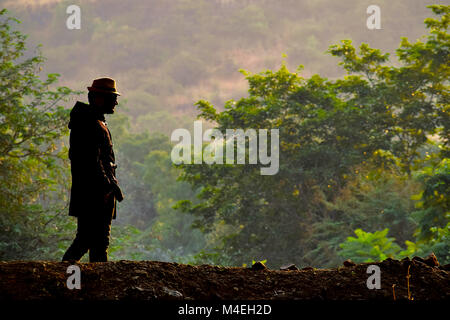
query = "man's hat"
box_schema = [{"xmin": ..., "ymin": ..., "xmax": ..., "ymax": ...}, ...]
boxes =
[{"xmin": 87, "ymin": 77, "xmax": 121, "ymax": 96}]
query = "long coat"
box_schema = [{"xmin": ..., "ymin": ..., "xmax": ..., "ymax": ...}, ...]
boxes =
[{"xmin": 67, "ymin": 101, "xmax": 119, "ymax": 219}]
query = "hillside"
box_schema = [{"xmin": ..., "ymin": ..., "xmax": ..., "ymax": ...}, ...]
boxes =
[
  {"xmin": 1, "ymin": 256, "xmax": 449, "ymax": 302},
  {"xmin": 4, "ymin": 0, "xmax": 439, "ymax": 135}
]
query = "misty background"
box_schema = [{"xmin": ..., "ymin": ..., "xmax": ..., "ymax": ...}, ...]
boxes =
[{"xmin": 3, "ymin": 0, "xmax": 442, "ymax": 135}]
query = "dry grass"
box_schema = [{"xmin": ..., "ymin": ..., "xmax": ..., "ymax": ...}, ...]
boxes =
[{"xmin": 406, "ymin": 265, "xmax": 414, "ymax": 300}]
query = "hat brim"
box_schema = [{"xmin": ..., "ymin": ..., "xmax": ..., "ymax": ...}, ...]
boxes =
[{"xmin": 87, "ymin": 87, "xmax": 121, "ymax": 96}]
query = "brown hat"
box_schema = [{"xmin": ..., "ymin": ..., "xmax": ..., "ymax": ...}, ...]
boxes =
[{"xmin": 87, "ymin": 77, "xmax": 121, "ymax": 95}]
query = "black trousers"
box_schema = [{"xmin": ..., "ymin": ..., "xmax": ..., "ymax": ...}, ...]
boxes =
[{"xmin": 62, "ymin": 195, "xmax": 115, "ymax": 262}]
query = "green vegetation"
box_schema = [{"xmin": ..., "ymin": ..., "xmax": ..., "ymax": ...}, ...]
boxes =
[
  {"xmin": 105, "ymin": 112, "xmax": 204, "ymax": 262},
  {"xmin": 0, "ymin": 3, "xmax": 448, "ymax": 268},
  {"xmin": 176, "ymin": 4, "xmax": 449, "ymax": 267},
  {"xmin": 0, "ymin": 8, "xmax": 76, "ymax": 259},
  {"xmin": 9, "ymin": 0, "xmax": 437, "ymax": 135},
  {"xmin": 338, "ymin": 228, "xmax": 402, "ymax": 263}
]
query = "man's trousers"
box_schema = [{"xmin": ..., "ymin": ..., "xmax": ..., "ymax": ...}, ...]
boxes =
[{"xmin": 62, "ymin": 195, "xmax": 116, "ymax": 262}]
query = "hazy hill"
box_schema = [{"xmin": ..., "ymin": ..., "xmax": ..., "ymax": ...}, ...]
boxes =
[{"xmin": 1, "ymin": 0, "xmax": 445, "ymax": 135}]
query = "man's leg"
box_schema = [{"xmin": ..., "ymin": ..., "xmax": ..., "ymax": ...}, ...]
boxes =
[
  {"xmin": 89, "ymin": 196, "xmax": 115, "ymax": 262},
  {"xmin": 62, "ymin": 216, "xmax": 91, "ymax": 262}
]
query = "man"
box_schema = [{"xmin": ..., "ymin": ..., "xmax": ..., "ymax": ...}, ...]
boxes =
[{"xmin": 62, "ymin": 77, "xmax": 124, "ymax": 263}]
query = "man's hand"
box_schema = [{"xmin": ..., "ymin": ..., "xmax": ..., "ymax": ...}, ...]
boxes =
[
  {"xmin": 111, "ymin": 182, "xmax": 124, "ymax": 202},
  {"xmin": 107, "ymin": 176, "xmax": 124, "ymax": 202}
]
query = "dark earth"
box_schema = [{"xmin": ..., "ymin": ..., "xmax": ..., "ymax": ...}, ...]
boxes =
[{"xmin": 1, "ymin": 255, "xmax": 449, "ymax": 301}]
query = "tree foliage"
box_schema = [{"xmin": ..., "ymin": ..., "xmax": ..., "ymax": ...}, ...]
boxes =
[
  {"xmin": 176, "ymin": 5, "xmax": 449, "ymax": 267},
  {"xmin": 338, "ymin": 228, "xmax": 402, "ymax": 263},
  {"xmin": 0, "ymin": 9, "xmax": 79, "ymax": 259}
]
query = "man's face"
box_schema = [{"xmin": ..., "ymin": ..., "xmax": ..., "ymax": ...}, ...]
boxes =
[
  {"xmin": 103, "ymin": 93, "xmax": 118, "ymax": 114},
  {"xmin": 95, "ymin": 93, "xmax": 118, "ymax": 114}
]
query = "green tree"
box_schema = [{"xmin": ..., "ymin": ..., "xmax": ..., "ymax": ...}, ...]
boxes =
[
  {"xmin": 328, "ymin": 4, "xmax": 449, "ymax": 174},
  {"xmin": 104, "ymin": 110, "xmax": 204, "ymax": 262},
  {"xmin": 338, "ymin": 228, "xmax": 402, "ymax": 263},
  {"xmin": 176, "ymin": 5, "xmax": 449, "ymax": 268},
  {"xmin": 331, "ymin": 5, "xmax": 449, "ymax": 264},
  {"xmin": 307, "ymin": 166, "xmax": 419, "ymax": 267},
  {"xmin": 402, "ymin": 158, "xmax": 450, "ymax": 263},
  {"xmin": 0, "ymin": 10, "xmax": 78, "ymax": 259}
]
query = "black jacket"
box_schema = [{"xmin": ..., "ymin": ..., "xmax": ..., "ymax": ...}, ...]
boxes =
[{"xmin": 67, "ymin": 101, "xmax": 121, "ymax": 219}]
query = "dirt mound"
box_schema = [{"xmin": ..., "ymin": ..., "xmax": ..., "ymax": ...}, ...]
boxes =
[{"xmin": 1, "ymin": 257, "xmax": 449, "ymax": 301}]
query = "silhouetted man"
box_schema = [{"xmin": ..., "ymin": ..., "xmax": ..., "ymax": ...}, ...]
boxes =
[{"xmin": 62, "ymin": 77, "xmax": 124, "ymax": 262}]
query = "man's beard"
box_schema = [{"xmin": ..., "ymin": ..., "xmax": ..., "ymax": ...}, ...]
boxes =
[{"xmin": 105, "ymin": 107, "xmax": 115, "ymax": 114}]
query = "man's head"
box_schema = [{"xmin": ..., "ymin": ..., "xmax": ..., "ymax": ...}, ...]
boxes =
[
  {"xmin": 87, "ymin": 77, "xmax": 120, "ymax": 114},
  {"xmin": 88, "ymin": 91, "xmax": 118, "ymax": 114}
]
